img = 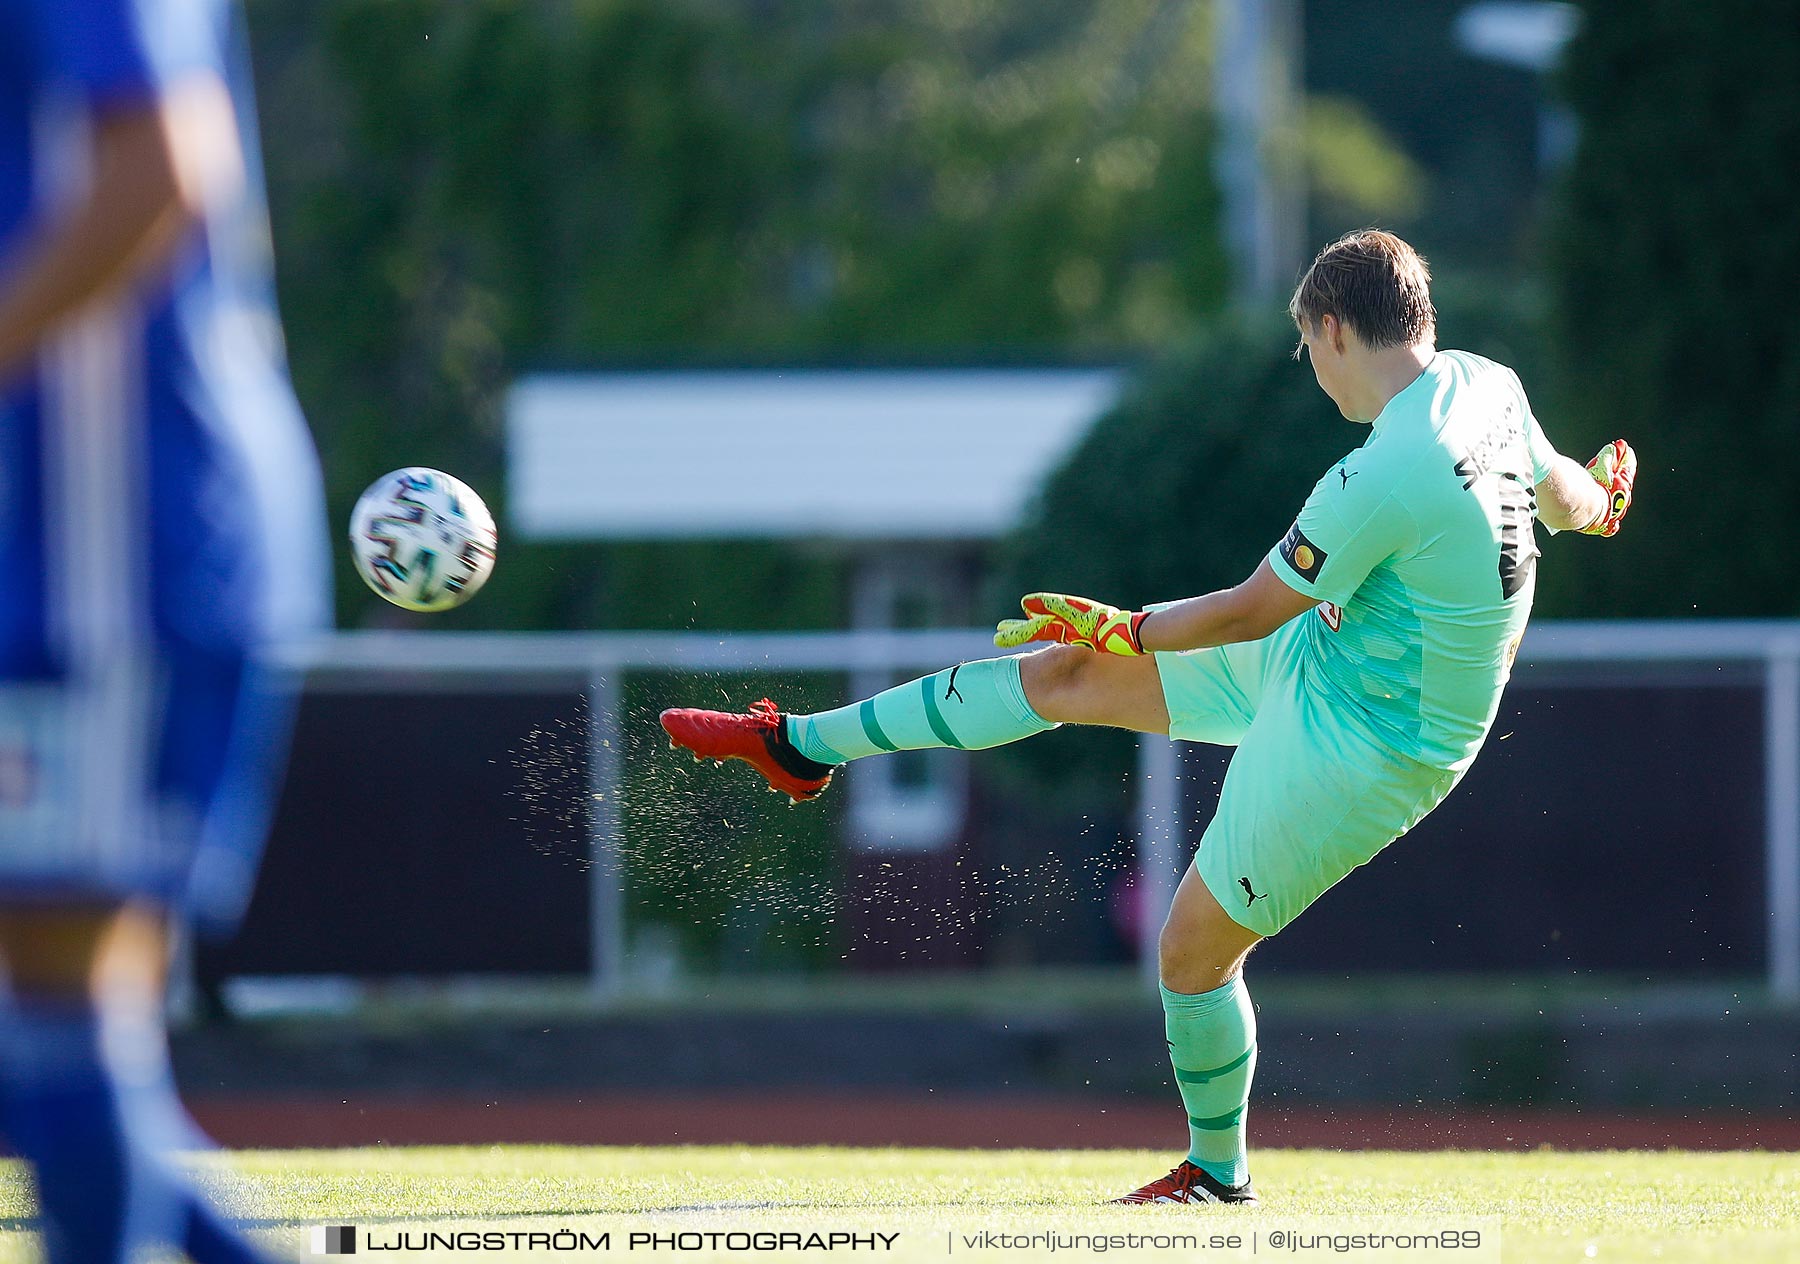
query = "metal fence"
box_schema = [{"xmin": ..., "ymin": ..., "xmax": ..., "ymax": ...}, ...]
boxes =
[{"xmin": 269, "ymin": 619, "xmax": 1800, "ymax": 1001}]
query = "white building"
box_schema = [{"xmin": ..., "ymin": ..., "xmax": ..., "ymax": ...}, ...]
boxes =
[{"xmin": 506, "ymin": 366, "xmax": 1122, "ymax": 854}]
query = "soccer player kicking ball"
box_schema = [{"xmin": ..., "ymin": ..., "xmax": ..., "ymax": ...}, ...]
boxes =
[{"xmin": 663, "ymin": 230, "xmax": 1636, "ymax": 1206}]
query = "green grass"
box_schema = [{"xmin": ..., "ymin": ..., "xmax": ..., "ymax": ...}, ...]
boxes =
[{"xmin": 2, "ymin": 1147, "xmax": 1796, "ymax": 1262}]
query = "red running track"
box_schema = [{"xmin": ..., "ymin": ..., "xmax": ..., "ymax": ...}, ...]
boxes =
[{"xmin": 190, "ymin": 1093, "xmax": 1800, "ymax": 1152}]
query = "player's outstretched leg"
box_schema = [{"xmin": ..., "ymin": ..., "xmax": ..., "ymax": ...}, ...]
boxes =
[{"xmin": 661, "ymin": 655, "xmax": 1058, "ymax": 801}]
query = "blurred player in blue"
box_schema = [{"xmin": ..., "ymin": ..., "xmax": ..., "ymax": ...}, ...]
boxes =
[{"xmin": 0, "ymin": 0, "xmax": 328, "ymax": 1259}]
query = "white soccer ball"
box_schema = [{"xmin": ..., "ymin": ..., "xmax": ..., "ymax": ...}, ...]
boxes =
[{"xmin": 348, "ymin": 468, "xmax": 497, "ymax": 612}]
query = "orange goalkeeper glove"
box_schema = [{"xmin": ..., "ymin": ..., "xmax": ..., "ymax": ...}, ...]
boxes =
[
  {"xmin": 1581, "ymin": 439, "xmax": 1637, "ymax": 537},
  {"xmin": 993, "ymin": 592, "xmax": 1148, "ymax": 655}
]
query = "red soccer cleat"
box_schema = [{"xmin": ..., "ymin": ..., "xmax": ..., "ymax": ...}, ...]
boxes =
[
  {"xmin": 1110, "ymin": 1161, "xmax": 1258, "ymax": 1206},
  {"xmin": 659, "ymin": 698, "xmax": 835, "ymax": 803}
]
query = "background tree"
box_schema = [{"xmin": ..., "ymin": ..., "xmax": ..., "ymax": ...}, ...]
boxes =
[
  {"xmin": 1542, "ymin": 0, "xmax": 1800, "ymax": 617},
  {"xmin": 245, "ymin": 0, "xmax": 1422, "ymax": 632},
  {"xmin": 250, "ymin": 0, "xmax": 1233, "ymax": 629}
]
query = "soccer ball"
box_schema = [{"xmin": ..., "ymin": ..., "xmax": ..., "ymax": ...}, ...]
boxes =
[{"xmin": 348, "ymin": 468, "xmax": 497, "ymax": 612}]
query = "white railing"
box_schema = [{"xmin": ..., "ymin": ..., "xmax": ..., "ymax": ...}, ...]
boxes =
[{"xmin": 276, "ymin": 620, "xmax": 1800, "ymax": 1001}]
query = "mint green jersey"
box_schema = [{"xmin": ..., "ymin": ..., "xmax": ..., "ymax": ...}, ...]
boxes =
[{"xmin": 1267, "ymin": 350, "xmax": 1560, "ymax": 770}]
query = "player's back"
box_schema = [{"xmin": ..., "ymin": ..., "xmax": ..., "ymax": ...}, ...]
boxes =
[{"xmin": 1290, "ymin": 350, "xmax": 1549, "ymax": 770}]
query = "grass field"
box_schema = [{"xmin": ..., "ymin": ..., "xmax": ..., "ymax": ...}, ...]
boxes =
[{"xmin": 3, "ymin": 1146, "xmax": 1796, "ymax": 1263}]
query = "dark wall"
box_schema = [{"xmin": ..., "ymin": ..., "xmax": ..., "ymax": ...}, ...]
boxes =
[
  {"xmin": 202, "ymin": 688, "xmax": 594, "ymax": 976},
  {"xmin": 206, "ymin": 672, "xmax": 1769, "ymax": 979}
]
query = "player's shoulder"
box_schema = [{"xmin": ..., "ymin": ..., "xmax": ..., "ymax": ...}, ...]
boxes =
[
  {"xmin": 1324, "ymin": 354, "xmax": 1516, "ymax": 514},
  {"xmin": 1438, "ymin": 348, "xmax": 1504, "ymax": 373},
  {"xmin": 1414, "ymin": 349, "xmax": 1533, "ymax": 436},
  {"xmin": 1434, "ymin": 348, "xmax": 1531, "ymax": 399},
  {"xmin": 1313, "ymin": 432, "xmax": 1416, "ymax": 534}
]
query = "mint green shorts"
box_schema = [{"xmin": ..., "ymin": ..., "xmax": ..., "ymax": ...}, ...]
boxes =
[{"xmin": 1154, "ymin": 616, "xmax": 1462, "ymax": 937}]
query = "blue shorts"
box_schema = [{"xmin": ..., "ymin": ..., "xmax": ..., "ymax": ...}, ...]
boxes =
[
  {"xmin": 1154, "ymin": 616, "xmax": 1462, "ymax": 936},
  {"xmin": 0, "ymin": 646, "xmax": 296, "ymax": 932}
]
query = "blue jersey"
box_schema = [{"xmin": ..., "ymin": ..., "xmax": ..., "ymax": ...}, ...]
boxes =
[
  {"xmin": 0, "ymin": 0, "xmax": 328, "ymax": 924},
  {"xmin": 0, "ymin": 0, "xmax": 329, "ymax": 680}
]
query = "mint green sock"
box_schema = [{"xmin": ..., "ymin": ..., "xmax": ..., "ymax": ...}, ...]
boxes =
[
  {"xmin": 786, "ymin": 655, "xmax": 1057, "ymax": 764},
  {"xmin": 1162, "ymin": 975, "xmax": 1257, "ymax": 1188}
]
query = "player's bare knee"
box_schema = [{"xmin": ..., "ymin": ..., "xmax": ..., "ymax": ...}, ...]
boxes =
[
  {"xmin": 1158, "ymin": 913, "xmax": 1255, "ymax": 993},
  {"xmin": 1158, "ymin": 925, "xmax": 1211, "ymax": 993}
]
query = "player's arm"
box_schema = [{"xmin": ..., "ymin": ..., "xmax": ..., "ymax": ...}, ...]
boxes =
[
  {"xmin": 994, "ymin": 454, "xmax": 1410, "ymax": 656},
  {"xmin": 993, "ymin": 565, "xmax": 1315, "ymax": 656},
  {"xmin": 0, "ymin": 75, "xmax": 242, "ymax": 380},
  {"xmin": 1519, "ymin": 383, "xmax": 1636, "ymax": 538},
  {"xmin": 1536, "ymin": 440, "xmax": 1637, "ymax": 536},
  {"xmin": 1536, "ymin": 455, "xmax": 1606, "ymax": 532},
  {"xmin": 1136, "ymin": 562, "xmax": 1316, "ymax": 651}
]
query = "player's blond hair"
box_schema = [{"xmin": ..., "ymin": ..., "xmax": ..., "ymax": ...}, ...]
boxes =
[{"xmin": 1288, "ymin": 229, "xmax": 1436, "ymax": 351}]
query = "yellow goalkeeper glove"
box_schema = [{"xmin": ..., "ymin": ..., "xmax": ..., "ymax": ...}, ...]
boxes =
[
  {"xmin": 994, "ymin": 592, "xmax": 1148, "ymax": 655},
  {"xmin": 1581, "ymin": 439, "xmax": 1637, "ymax": 537}
]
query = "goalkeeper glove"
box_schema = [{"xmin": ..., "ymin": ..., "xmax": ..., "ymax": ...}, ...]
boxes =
[
  {"xmin": 993, "ymin": 592, "xmax": 1148, "ymax": 655},
  {"xmin": 1581, "ymin": 439, "xmax": 1637, "ymax": 537}
]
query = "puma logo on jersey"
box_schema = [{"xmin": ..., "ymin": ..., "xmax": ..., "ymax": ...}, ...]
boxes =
[{"xmin": 1238, "ymin": 877, "xmax": 1268, "ymax": 907}]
